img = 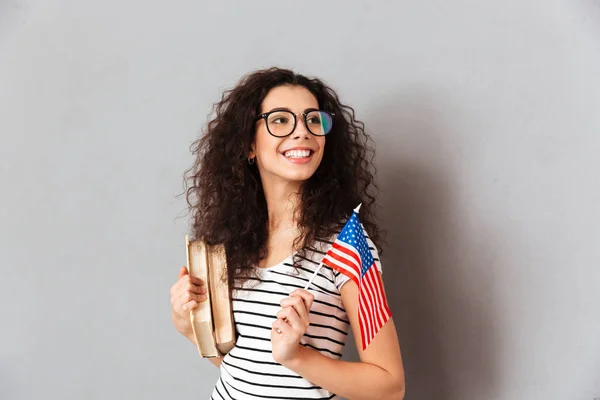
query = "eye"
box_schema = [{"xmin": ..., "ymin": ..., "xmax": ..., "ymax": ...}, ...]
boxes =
[
  {"xmin": 270, "ymin": 116, "xmax": 289, "ymax": 124},
  {"xmin": 307, "ymin": 115, "xmax": 322, "ymax": 124},
  {"xmin": 268, "ymin": 111, "xmax": 292, "ymax": 125}
]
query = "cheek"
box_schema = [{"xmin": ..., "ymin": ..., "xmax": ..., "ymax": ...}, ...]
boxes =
[
  {"xmin": 253, "ymin": 129, "xmax": 268, "ymax": 151},
  {"xmin": 254, "ymin": 129, "xmax": 282, "ymax": 156},
  {"xmin": 316, "ymin": 137, "xmax": 326, "ymax": 153}
]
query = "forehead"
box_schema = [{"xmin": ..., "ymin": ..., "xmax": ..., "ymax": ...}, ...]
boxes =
[{"xmin": 260, "ymin": 85, "xmax": 319, "ymax": 113}]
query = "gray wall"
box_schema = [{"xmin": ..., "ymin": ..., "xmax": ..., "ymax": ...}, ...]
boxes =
[{"xmin": 1, "ymin": 1, "xmax": 599, "ymax": 399}]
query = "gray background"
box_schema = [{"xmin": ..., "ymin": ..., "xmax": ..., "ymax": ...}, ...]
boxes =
[{"xmin": 1, "ymin": 1, "xmax": 599, "ymax": 399}]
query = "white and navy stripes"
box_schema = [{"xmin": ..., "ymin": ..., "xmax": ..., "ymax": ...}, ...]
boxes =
[{"xmin": 210, "ymin": 233, "xmax": 382, "ymax": 400}]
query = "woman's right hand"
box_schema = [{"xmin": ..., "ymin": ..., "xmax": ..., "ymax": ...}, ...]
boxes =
[{"xmin": 170, "ymin": 266, "xmax": 207, "ymax": 337}]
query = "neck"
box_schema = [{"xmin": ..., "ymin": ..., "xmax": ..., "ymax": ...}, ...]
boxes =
[{"xmin": 262, "ymin": 179, "xmax": 302, "ymax": 232}]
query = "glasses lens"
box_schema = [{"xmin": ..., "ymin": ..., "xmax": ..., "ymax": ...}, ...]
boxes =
[
  {"xmin": 306, "ymin": 111, "xmax": 333, "ymax": 135},
  {"xmin": 266, "ymin": 111, "xmax": 295, "ymax": 137}
]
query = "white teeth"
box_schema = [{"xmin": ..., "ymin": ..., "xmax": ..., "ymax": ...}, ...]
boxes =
[{"xmin": 284, "ymin": 150, "xmax": 311, "ymax": 158}]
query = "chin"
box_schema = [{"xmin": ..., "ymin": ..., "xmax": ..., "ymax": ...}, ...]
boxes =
[
  {"xmin": 260, "ymin": 159, "xmax": 321, "ymax": 184},
  {"xmin": 282, "ymin": 171, "xmax": 316, "ymax": 183}
]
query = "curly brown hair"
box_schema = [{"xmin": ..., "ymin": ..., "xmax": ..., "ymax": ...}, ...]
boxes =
[{"xmin": 183, "ymin": 67, "xmax": 383, "ymax": 287}]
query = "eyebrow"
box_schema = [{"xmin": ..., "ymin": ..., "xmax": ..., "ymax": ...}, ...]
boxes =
[{"xmin": 263, "ymin": 107, "xmax": 319, "ymax": 114}]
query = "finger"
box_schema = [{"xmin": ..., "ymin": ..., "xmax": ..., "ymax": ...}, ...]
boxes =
[
  {"xmin": 284, "ymin": 308, "xmax": 303, "ymax": 330},
  {"xmin": 182, "ymin": 300, "xmax": 198, "ymax": 311},
  {"xmin": 180, "ymin": 274, "xmax": 206, "ymax": 290},
  {"xmin": 276, "ymin": 307, "xmax": 292, "ymax": 322},
  {"xmin": 272, "ymin": 319, "xmax": 292, "ymax": 335},
  {"xmin": 277, "ymin": 306, "xmax": 302, "ymax": 328},
  {"xmin": 173, "ymin": 294, "xmax": 202, "ymax": 314},
  {"xmin": 178, "ymin": 266, "xmax": 188, "ymax": 279},
  {"xmin": 177, "ymin": 287, "xmax": 209, "ymax": 312},
  {"xmin": 171, "ymin": 269, "xmax": 190, "ymax": 296},
  {"xmin": 290, "ymin": 289, "xmax": 314, "ymax": 311},
  {"xmin": 272, "ymin": 319, "xmax": 282, "ymax": 334},
  {"xmin": 180, "ymin": 290, "xmax": 206, "ymax": 304},
  {"xmin": 191, "ymin": 282, "xmax": 207, "ymax": 295},
  {"xmin": 182, "ymin": 281, "xmax": 206, "ymax": 295},
  {"xmin": 188, "ymin": 274, "xmax": 205, "ymax": 287},
  {"xmin": 173, "ymin": 274, "xmax": 189, "ymax": 294},
  {"xmin": 280, "ymin": 296, "xmax": 309, "ymax": 322}
]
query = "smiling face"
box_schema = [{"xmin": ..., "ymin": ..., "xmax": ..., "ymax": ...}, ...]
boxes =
[{"xmin": 250, "ymin": 85, "xmax": 326, "ymax": 187}]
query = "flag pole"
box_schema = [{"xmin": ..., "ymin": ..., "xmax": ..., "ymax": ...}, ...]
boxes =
[
  {"xmin": 303, "ymin": 262, "xmax": 323, "ymax": 290},
  {"xmin": 303, "ymin": 203, "xmax": 362, "ymax": 291}
]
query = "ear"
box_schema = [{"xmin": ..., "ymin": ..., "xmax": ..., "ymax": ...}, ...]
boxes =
[{"xmin": 248, "ymin": 141, "xmax": 256, "ymax": 160}]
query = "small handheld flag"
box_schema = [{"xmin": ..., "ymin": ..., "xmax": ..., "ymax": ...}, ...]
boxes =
[{"xmin": 308, "ymin": 204, "xmax": 392, "ymax": 350}]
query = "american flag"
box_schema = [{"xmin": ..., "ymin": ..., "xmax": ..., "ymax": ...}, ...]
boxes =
[{"xmin": 321, "ymin": 207, "xmax": 392, "ymax": 350}]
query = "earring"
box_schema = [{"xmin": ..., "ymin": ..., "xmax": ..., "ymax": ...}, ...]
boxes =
[{"xmin": 248, "ymin": 157, "xmax": 255, "ymax": 165}]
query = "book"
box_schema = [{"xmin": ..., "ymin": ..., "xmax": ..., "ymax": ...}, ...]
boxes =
[{"xmin": 186, "ymin": 235, "xmax": 236, "ymax": 358}]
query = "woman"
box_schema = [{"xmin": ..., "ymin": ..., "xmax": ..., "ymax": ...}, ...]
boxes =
[{"xmin": 170, "ymin": 67, "xmax": 405, "ymax": 399}]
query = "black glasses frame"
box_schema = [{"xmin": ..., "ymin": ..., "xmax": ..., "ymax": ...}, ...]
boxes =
[{"xmin": 256, "ymin": 109, "xmax": 335, "ymax": 138}]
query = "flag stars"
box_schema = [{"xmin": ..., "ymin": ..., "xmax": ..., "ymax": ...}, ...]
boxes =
[{"xmin": 336, "ymin": 212, "xmax": 374, "ymax": 277}]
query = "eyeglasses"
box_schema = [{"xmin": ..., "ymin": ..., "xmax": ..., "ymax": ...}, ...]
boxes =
[{"xmin": 256, "ymin": 109, "xmax": 335, "ymax": 137}]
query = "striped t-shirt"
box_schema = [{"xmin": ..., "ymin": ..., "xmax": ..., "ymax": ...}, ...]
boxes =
[{"xmin": 210, "ymin": 233, "xmax": 382, "ymax": 400}]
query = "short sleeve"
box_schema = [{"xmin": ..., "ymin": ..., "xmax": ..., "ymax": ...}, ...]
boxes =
[{"xmin": 334, "ymin": 224, "xmax": 383, "ymax": 291}]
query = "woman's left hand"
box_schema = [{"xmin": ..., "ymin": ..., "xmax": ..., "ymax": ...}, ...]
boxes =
[{"xmin": 271, "ymin": 289, "xmax": 314, "ymax": 365}]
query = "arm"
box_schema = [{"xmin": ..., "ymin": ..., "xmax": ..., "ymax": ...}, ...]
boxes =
[{"xmin": 275, "ymin": 284, "xmax": 405, "ymax": 400}]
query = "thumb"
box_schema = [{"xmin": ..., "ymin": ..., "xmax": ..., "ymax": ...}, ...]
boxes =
[{"xmin": 178, "ymin": 266, "xmax": 189, "ymax": 279}]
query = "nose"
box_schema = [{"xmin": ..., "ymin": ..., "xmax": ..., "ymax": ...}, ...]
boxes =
[{"xmin": 292, "ymin": 115, "xmax": 311, "ymax": 140}]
